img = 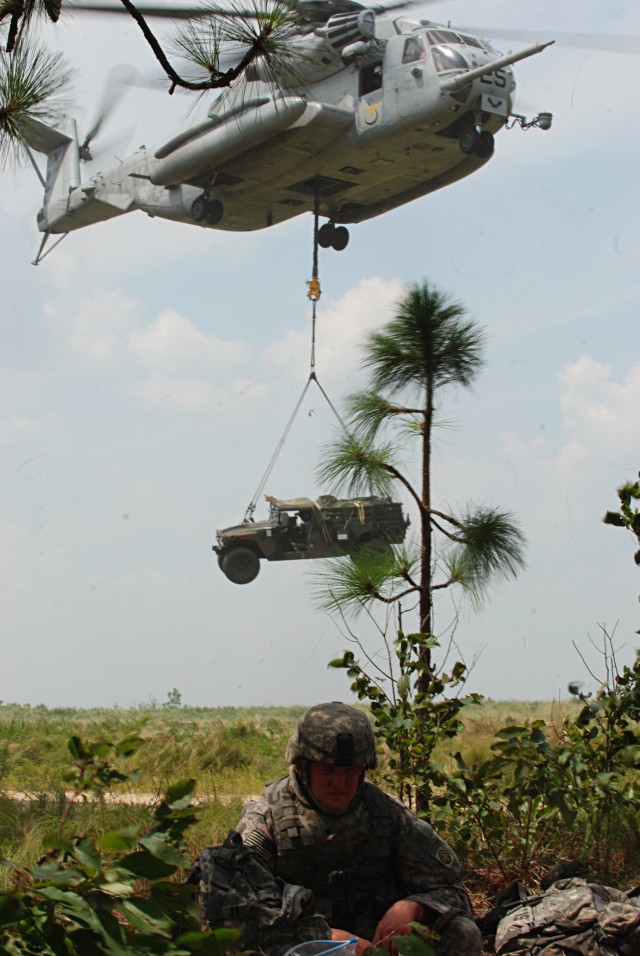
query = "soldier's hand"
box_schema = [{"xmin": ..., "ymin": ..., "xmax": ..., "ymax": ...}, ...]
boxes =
[{"xmin": 372, "ymin": 900, "xmax": 425, "ymax": 952}]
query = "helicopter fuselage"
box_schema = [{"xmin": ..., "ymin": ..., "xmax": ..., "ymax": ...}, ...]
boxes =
[{"xmin": 33, "ymin": 15, "xmax": 550, "ymax": 248}]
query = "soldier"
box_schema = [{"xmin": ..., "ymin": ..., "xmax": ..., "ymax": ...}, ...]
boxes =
[{"xmin": 236, "ymin": 702, "xmax": 482, "ymax": 956}]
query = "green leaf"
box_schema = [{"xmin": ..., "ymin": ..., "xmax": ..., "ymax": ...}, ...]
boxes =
[
  {"xmin": 72, "ymin": 838, "xmax": 101, "ymax": 876},
  {"xmin": 176, "ymin": 928, "xmax": 243, "ymax": 955},
  {"xmin": 68, "ymin": 735, "xmax": 92, "ymax": 760},
  {"xmin": 394, "ymin": 931, "xmax": 436, "ymax": 956},
  {"xmin": 117, "ymin": 850, "xmax": 176, "ymax": 880},
  {"xmin": 116, "ymin": 897, "xmax": 173, "ymax": 937},
  {"xmin": 165, "ymin": 778, "xmax": 196, "ymax": 807},
  {"xmin": 115, "ymin": 734, "xmax": 144, "ymax": 757},
  {"xmin": 603, "ymin": 510, "xmax": 626, "ymax": 526},
  {"xmin": 138, "ymin": 834, "xmax": 184, "ymax": 867},
  {"xmin": 31, "ymin": 863, "xmax": 85, "ymax": 884},
  {"xmin": 0, "ymin": 893, "xmax": 23, "ymax": 926},
  {"xmin": 99, "ymin": 826, "xmax": 141, "ymax": 850},
  {"xmin": 620, "ymin": 744, "xmax": 640, "ymax": 766}
]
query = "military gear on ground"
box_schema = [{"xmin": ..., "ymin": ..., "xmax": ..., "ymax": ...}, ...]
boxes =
[
  {"xmin": 238, "ymin": 770, "xmax": 477, "ymax": 952},
  {"xmin": 494, "ymin": 877, "xmax": 640, "ymax": 956},
  {"xmin": 196, "ymin": 829, "xmax": 331, "ymax": 956},
  {"xmin": 285, "ymin": 702, "xmax": 377, "ymax": 769}
]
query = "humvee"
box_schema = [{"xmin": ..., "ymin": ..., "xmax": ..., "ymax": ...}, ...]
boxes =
[{"xmin": 214, "ymin": 494, "xmax": 409, "ymax": 584}]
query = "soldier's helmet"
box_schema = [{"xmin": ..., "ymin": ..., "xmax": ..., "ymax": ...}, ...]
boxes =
[{"xmin": 285, "ymin": 702, "xmax": 377, "ymax": 769}]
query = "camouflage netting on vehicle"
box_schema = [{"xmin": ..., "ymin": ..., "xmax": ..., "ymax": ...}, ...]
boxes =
[
  {"xmin": 494, "ymin": 877, "xmax": 640, "ymax": 956},
  {"xmin": 196, "ymin": 830, "xmax": 331, "ymax": 956}
]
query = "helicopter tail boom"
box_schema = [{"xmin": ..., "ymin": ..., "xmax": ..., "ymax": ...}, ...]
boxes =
[{"xmin": 26, "ymin": 115, "xmax": 83, "ymax": 235}]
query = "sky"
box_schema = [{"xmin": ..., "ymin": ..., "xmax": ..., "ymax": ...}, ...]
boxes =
[{"xmin": 1, "ymin": 0, "xmax": 639, "ymax": 709}]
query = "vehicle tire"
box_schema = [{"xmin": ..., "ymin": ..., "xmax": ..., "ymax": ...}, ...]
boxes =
[
  {"xmin": 332, "ymin": 226, "xmax": 349, "ymax": 251},
  {"xmin": 191, "ymin": 196, "xmax": 207, "ymax": 221},
  {"xmin": 206, "ymin": 199, "xmax": 223, "ymax": 225},
  {"xmin": 475, "ymin": 130, "xmax": 494, "ymax": 158},
  {"xmin": 221, "ymin": 547, "xmax": 260, "ymax": 584},
  {"xmin": 459, "ymin": 128, "xmax": 479, "ymax": 155},
  {"xmin": 317, "ymin": 223, "xmax": 334, "ymax": 248}
]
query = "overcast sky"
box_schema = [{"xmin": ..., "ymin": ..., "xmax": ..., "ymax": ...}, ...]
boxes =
[{"xmin": 1, "ymin": 0, "xmax": 639, "ymax": 709}]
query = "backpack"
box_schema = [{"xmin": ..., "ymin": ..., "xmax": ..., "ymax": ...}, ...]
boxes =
[
  {"xmin": 494, "ymin": 877, "xmax": 640, "ymax": 956},
  {"xmin": 194, "ymin": 830, "xmax": 332, "ymax": 956}
]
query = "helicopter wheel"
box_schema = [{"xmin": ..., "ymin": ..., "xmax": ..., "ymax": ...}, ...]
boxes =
[
  {"xmin": 475, "ymin": 131, "xmax": 495, "ymax": 158},
  {"xmin": 191, "ymin": 196, "xmax": 207, "ymax": 222},
  {"xmin": 317, "ymin": 222, "xmax": 349, "ymax": 251},
  {"xmin": 317, "ymin": 223, "xmax": 334, "ymax": 248},
  {"xmin": 331, "ymin": 226, "xmax": 349, "ymax": 251},
  {"xmin": 206, "ymin": 199, "xmax": 223, "ymax": 225},
  {"xmin": 459, "ymin": 128, "xmax": 479, "ymax": 155}
]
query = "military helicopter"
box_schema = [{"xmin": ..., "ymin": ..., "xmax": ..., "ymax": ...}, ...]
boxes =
[{"xmin": 25, "ymin": 0, "xmax": 555, "ymax": 263}]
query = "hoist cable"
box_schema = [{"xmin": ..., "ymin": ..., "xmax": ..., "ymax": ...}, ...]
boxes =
[
  {"xmin": 243, "ymin": 192, "xmax": 350, "ymax": 521},
  {"xmin": 244, "ymin": 376, "xmax": 314, "ymax": 521},
  {"xmin": 310, "ymin": 371, "xmax": 350, "ymax": 435}
]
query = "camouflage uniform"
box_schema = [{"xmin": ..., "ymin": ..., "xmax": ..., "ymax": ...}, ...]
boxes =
[
  {"xmin": 494, "ymin": 877, "xmax": 640, "ymax": 956},
  {"xmin": 237, "ymin": 702, "xmax": 481, "ymax": 956}
]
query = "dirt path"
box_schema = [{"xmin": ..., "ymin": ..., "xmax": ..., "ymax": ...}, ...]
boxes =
[{"xmin": 3, "ymin": 789, "xmax": 257, "ymax": 806}]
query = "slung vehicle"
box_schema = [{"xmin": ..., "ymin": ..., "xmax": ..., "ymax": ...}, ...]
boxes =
[
  {"xmin": 214, "ymin": 493, "xmax": 409, "ymax": 583},
  {"xmin": 21, "ymin": 0, "xmax": 553, "ymax": 262}
]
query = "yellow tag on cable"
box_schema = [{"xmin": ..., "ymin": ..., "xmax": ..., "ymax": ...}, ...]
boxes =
[{"xmin": 306, "ymin": 276, "xmax": 321, "ymax": 301}]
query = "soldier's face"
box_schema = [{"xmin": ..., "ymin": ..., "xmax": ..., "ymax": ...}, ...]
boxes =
[{"xmin": 308, "ymin": 761, "xmax": 363, "ymax": 811}]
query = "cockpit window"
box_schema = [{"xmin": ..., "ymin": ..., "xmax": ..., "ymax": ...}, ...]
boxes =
[
  {"xmin": 427, "ymin": 29, "xmax": 461, "ymax": 46},
  {"xmin": 459, "ymin": 34, "xmax": 485, "ymax": 49},
  {"xmin": 402, "ymin": 35, "xmax": 427, "ymax": 63},
  {"xmin": 431, "ymin": 45, "xmax": 468, "ymax": 73}
]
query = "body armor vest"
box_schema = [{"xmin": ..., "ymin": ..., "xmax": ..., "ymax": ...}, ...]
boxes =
[{"xmin": 266, "ymin": 776, "xmax": 397, "ymax": 940}]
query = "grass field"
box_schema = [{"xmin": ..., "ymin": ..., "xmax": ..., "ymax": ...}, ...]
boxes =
[
  {"xmin": 0, "ymin": 699, "xmax": 578, "ymax": 795},
  {"xmin": 0, "ymin": 699, "xmax": 586, "ymax": 889},
  {"xmin": 2, "ymin": 697, "xmax": 638, "ymax": 956}
]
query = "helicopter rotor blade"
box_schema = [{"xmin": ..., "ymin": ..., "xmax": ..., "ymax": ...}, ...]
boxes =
[
  {"xmin": 63, "ymin": 2, "xmax": 640, "ymax": 52},
  {"xmin": 63, "ymin": 0, "xmax": 448, "ymax": 24},
  {"xmin": 79, "ymin": 63, "xmax": 138, "ymax": 160},
  {"xmin": 65, "ymin": 1, "xmax": 215, "ymax": 18},
  {"xmin": 458, "ymin": 27, "xmax": 640, "ymax": 57}
]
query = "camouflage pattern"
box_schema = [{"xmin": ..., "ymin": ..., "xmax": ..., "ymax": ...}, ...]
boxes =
[
  {"xmin": 432, "ymin": 914, "xmax": 484, "ymax": 956},
  {"xmin": 285, "ymin": 702, "xmax": 377, "ymax": 769},
  {"xmin": 237, "ymin": 769, "xmax": 481, "ymax": 956},
  {"xmin": 494, "ymin": 877, "xmax": 640, "ymax": 956},
  {"xmin": 197, "ymin": 829, "xmax": 331, "ymax": 956}
]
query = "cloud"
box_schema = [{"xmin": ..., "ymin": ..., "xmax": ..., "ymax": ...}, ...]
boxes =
[
  {"xmin": 0, "ymin": 413, "xmax": 43, "ymax": 446},
  {"xmin": 125, "ymin": 308, "xmax": 248, "ymax": 371},
  {"xmin": 129, "ymin": 372, "xmax": 268, "ymax": 412},
  {"xmin": 35, "ymin": 284, "xmax": 275, "ymax": 418},
  {"xmin": 560, "ymin": 354, "xmax": 640, "ymax": 452},
  {"xmin": 44, "ymin": 289, "xmax": 141, "ymax": 361},
  {"xmin": 264, "ymin": 276, "xmax": 406, "ymax": 387}
]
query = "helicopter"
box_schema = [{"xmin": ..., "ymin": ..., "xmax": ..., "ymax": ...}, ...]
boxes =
[{"xmin": 24, "ymin": 0, "xmax": 555, "ymax": 263}]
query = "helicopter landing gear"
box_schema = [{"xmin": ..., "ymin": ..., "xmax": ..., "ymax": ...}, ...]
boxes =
[
  {"xmin": 191, "ymin": 195, "xmax": 223, "ymax": 225},
  {"xmin": 459, "ymin": 128, "xmax": 478, "ymax": 155},
  {"xmin": 458, "ymin": 128, "xmax": 494, "ymax": 158},
  {"xmin": 475, "ymin": 130, "xmax": 495, "ymax": 158},
  {"xmin": 317, "ymin": 222, "xmax": 350, "ymax": 252}
]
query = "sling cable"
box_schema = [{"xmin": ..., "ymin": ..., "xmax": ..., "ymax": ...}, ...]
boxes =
[{"xmin": 243, "ymin": 193, "xmax": 348, "ymax": 523}]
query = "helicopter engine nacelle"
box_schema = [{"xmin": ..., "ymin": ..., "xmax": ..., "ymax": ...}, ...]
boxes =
[{"xmin": 323, "ymin": 9, "xmax": 376, "ymax": 55}]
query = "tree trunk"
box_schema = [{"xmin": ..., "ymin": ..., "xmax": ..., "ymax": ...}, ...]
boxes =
[{"xmin": 418, "ymin": 372, "xmax": 434, "ymax": 687}]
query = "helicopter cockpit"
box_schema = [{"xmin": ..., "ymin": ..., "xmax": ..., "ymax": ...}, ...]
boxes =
[{"xmin": 390, "ymin": 18, "xmax": 502, "ymax": 74}]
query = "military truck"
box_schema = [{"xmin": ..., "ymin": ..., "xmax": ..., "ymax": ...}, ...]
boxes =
[{"xmin": 214, "ymin": 494, "xmax": 410, "ymax": 584}]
